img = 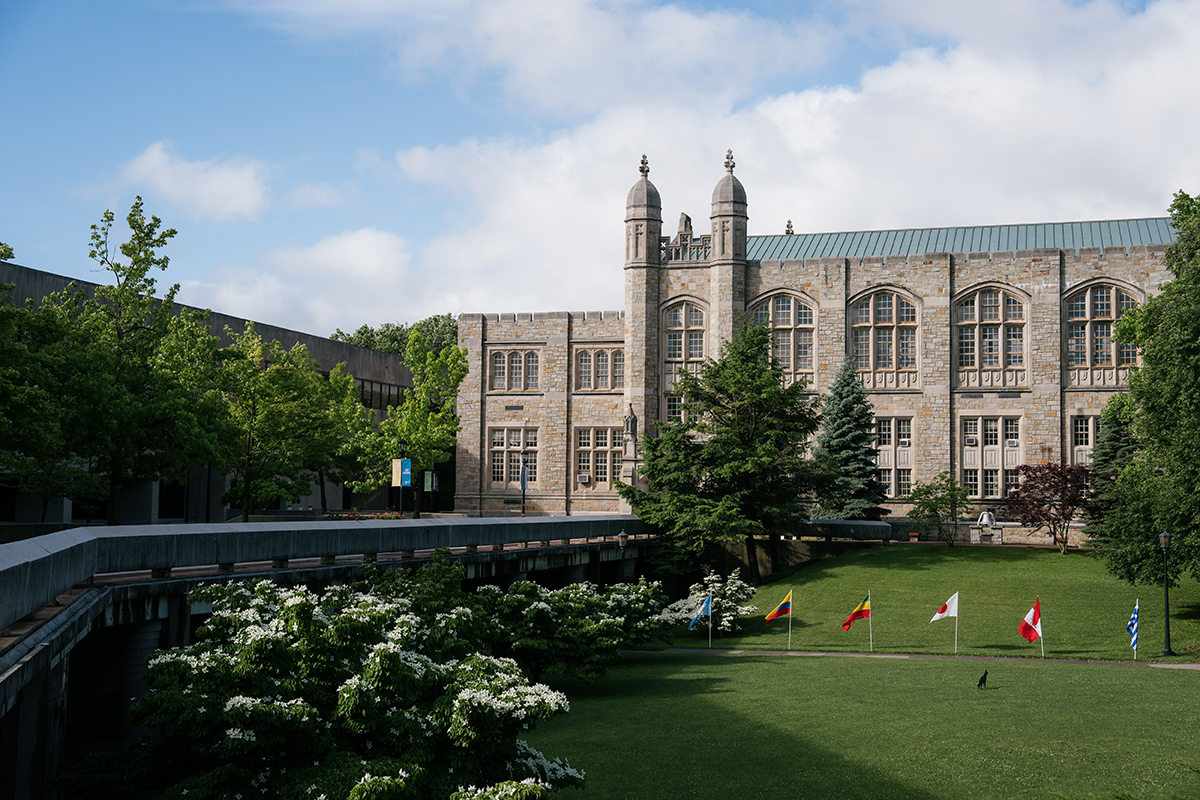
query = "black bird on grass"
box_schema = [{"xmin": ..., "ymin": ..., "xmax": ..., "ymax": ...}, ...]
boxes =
[{"xmin": 977, "ymin": 669, "xmax": 988, "ymax": 689}]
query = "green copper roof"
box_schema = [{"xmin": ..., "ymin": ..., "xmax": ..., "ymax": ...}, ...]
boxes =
[{"xmin": 746, "ymin": 217, "xmax": 1176, "ymax": 261}]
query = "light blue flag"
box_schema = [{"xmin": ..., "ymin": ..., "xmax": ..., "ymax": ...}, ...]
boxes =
[
  {"xmin": 689, "ymin": 593, "xmax": 712, "ymax": 630},
  {"xmin": 1127, "ymin": 600, "xmax": 1139, "ymax": 657}
]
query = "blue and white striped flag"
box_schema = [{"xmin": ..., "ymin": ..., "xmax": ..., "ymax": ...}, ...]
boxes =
[
  {"xmin": 689, "ymin": 593, "xmax": 712, "ymax": 630},
  {"xmin": 1127, "ymin": 600, "xmax": 1139, "ymax": 658}
]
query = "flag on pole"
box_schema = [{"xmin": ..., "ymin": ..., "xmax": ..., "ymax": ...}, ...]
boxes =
[
  {"xmin": 842, "ymin": 593, "xmax": 871, "ymax": 630},
  {"xmin": 930, "ymin": 592, "xmax": 959, "ymax": 622},
  {"xmin": 1019, "ymin": 597, "xmax": 1042, "ymax": 643},
  {"xmin": 689, "ymin": 593, "xmax": 712, "ymax": 631},
  {"xmin": 1127, "ymin": 599, "xmax": 1139, "ymax": 658},
  {"xmin": 765, "ymin": 591, "xmax": 792, "ymax": 626}
]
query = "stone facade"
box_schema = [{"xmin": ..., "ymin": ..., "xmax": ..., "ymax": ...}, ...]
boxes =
[{"xmin": 455, "ymin": 153, "xmax": 1174, "ymax": 517}]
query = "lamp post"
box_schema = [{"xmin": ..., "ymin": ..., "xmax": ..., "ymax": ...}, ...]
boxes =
[
  {"xmin": 520, "ymin": 449, "xmax": 528, "ymax": 517},
  {"xmin": 397, "ymin": 438, "xmax": 407, "ymax": 514},
  {"xmin": 1160, "ymin": 530, "xmax": 1176, "ymax": 656},
  {"xmin": 617, "ymin": 529, "xmax": 628, "ymax": 551}
]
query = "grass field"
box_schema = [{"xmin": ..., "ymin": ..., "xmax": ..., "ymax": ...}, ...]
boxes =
[{"xmin": 522, "ymin": 546, "xmax": 1200, "ymax": 799}]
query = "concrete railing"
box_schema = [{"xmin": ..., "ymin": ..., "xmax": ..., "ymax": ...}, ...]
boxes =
[{"xmin": 0, "ymin": 516, "xmax": 642, "ymax": 634}]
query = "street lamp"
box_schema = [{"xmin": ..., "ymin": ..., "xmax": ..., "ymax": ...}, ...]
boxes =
[
  {"xmin": 617, "ymin": 529, "xmax": 628, "ymax": 551},
  {"xmin": 520, "ymin": 449, "xmax": 528, "ymax": 517},
  {"xmin": 1160, "ymin": 530, "xmax": 1176, "ymax": 656}
]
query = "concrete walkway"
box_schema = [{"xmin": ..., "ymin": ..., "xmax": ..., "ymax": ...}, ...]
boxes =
[{"xmin": 652, "ymin": 647, "xmax": 1200, "ymax": 670}]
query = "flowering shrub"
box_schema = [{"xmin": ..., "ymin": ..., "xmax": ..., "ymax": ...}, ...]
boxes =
[
  {"xmin": 324, "ymin": 511, "xmax": 405, "ymax": 520},
  {"xmin": 660, "ymin": 568, "xmax": 758, "ymax": 634}
]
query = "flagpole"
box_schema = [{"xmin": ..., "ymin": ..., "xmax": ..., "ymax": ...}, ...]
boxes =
[
  {"xmin": 708, "ymin": 611, "xmax": 712, "ymax": 649},
  {"xmin": 954, "ymin": 600, "xmax": 959, "ymax": 655},
  {"xmin": 868, "ymin": 590, "xmax": 873, "ymax": 653},
  {"xmin": 788, "ymin": 592, "xmax": 793, "ymax": 651},
  {"xmin": 1040, "ymin": 597, "xmax": 1045, "ymax": 658},
  {"xmin": 1134, "ymin": 598, "xmax": 1138, "ymax": 660}
]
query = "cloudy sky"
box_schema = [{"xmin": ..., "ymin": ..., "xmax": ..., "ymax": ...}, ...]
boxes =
[{"xmin": 2, "ymin": 0, "xmax": 1197, "ymax": 337}]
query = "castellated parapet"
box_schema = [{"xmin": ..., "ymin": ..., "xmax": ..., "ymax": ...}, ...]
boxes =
[{"xmin": 457, "ymin": 153, "xmax": 1175, "ymax": 517}]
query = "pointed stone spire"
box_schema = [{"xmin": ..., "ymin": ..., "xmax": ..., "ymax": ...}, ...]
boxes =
[
  {"xmin": 724, "ymin": 148, "xmax": 735, "ymax": 174},
  {"xmin": 785, "ymin": 220, "xmax": 794, "ymax": 235},
  {"xmin": 625, "ymin": 153, "xmax": 661, "ymax": 266}
]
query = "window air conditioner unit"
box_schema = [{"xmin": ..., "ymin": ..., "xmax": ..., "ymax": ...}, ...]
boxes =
[
  {"xmin": 965, "ymin": 436, "xmax": 978, "ymax": 447},
  {"xmin": 898, "ymin": 439, "xmax": 911, "ymax": 447},
  {"xmin": 1006, "ymin": 439, "xmax": 1020, "ymax": 447},
  {"xmin": 577, "ymin": 473, "xmax": 590, "ymax": 484}
]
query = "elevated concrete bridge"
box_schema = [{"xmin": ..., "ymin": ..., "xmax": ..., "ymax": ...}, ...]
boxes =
[{"xmin": 0, "ymin": 516, "xmax": 644, "ymax": 800}]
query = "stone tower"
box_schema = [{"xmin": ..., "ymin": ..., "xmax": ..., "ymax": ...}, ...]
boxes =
[
  {"xmin": 709, "ymin": 149, "xmax": 748, "ymax": 344},
  {"xmin": 623, "ymin": 155, "xmax": 662, "ymax": 436}
]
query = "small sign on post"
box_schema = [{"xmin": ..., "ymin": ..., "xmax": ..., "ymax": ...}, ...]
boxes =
[{"xmin": 391, "ymin": 459, "xmax": 412, "ymax": 488}]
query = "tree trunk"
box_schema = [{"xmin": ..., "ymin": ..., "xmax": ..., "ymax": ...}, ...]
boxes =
[
  {"xmin": 317, "ymin": 469, "xmax": 328, "ymax": 514},
  {"xmin": 241, "ymin": 430, "xmax": 253, "ymax": 523},
  {"xmin": 412, "ymin": 484, "xmax": 423, "ymax": 520},
  {"xmin": 744, "ymin": 535, "xmax": 762, "ymax": 584}
]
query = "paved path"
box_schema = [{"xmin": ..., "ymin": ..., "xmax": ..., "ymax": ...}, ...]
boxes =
[{"xmin": 651, "ymin": 647, "xmax": 1200, "ymax": 670}]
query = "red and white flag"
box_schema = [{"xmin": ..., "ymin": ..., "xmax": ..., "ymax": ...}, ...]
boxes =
[
  {"xmin": 931, "ymin": 592, "xmax": 959, "ymax": 622},
  {"xmin": 1019, "ymin": 597, "xmax": 1042, "ymax": 642}
]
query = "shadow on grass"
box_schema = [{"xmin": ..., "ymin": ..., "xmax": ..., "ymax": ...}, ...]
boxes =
[
  {"xmin": 763, "ymin": 544, "xmax": 1055, "ymax": 586},
  {"xmin": 535, "ymin": 653, "xmax": 948, "ymax": 800}
]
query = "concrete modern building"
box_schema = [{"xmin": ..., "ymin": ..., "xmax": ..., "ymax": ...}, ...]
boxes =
[{"xmin": 455, "ymin": 151, "xmax": 1176, "ymax": 516}]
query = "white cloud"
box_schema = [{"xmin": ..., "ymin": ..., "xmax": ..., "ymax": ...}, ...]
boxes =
[
  {"xmin": 118, "ymin": 141, "xmax": 269, "ymax": 221},
  {"xmin": 180, "ymin": 229, "xmax": 414, "ymax": 335},
  {"xmin": 287, "ymin": 182, "xmax": 345, "ymax": 209}
]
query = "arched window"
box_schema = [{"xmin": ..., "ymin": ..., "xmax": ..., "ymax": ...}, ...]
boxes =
[
  {"xmin": 489, "ymin": 350, "xmax": 541, "ymax": 391},
  {"xmin": 575, "ymin": 349, "xmax": 623, "ymax": 391},
  {"xmin": 662, "ymin": 300, "xmax": 707, "ymax": 419},
  {"xmin": 955, "ymin": 286, "xmax": 1027, "ymax": 389},
  {"xmin": 1065, "ymin": 284, "xmax": 1138, "ymax": 387},
  {"xmin": 751, "ymin": 293, "xmax": 817, "ymax": 387},
  {"xmin": 848, "ymin": 290, "xmax": 920, "ymax": 390}
]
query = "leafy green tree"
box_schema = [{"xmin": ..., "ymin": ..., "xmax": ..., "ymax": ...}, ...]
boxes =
[
  {"xmin": 332, "ymin": 314, "xmax": 458, "ymax": 364},
  {"xmin": 812, "ymin": 357, "xmax": 889, "ymax": 520},
  {"xmin": 352, "ymin": 328, "xmax": 469, "ymax": 518},
  {"xmin": 617, "ymin": 322, "xmax": 823, "ymax": 583},
  {"xmin": 298, "ymin": 363, "xmax": 379, "ymax": 514},
  {"xmin": 1091, "ymin": 190, "xmax": 1200, "ymax": 583},
  {"xmin": 1085, "ymin": 395, "xmax": 1139, "ymax": 534},
  {"xmin": 64, "ymin": 567, "xmax": 585, "ymax": 800},
  {"xmin": 221, "ymin": 324, "xmax": 330, "ymax": 520},
  {"xmin": 906, "ymin": 471, "xmax": 971, "ymax": 546},
  {"xmin": 999, "ymin": 463, "xmax": 1090, "ymax": 554},
  {"xmin": 0, "ymin": 242, "xmax": 13, "ymax": 260}
]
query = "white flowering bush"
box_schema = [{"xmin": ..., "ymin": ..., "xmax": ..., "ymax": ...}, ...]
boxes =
[
  {"xmin": 65, "ymin": 559, "xmax": 595, "ymax": 800},
  {"xmin": 660, "ymin": 568, "xmax": 758, "ymax": 634}
]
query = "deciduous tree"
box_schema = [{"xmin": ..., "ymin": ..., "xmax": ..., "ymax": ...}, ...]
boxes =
[
  {"xmin": 617, "ymin": 322, "xmax": 823, "ymax": 583},
  {"xmin": 999, "ymin": 463, "xmax": 1090, "ymax": 554},
  {"xmin": 906, "ymin": 471, "xmax": 971, "ymax": 546}
]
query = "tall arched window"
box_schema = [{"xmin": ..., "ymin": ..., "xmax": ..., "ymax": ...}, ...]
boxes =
[
  {"xmin": 848, "ymin": 290, "xmax": 920, "ymax": 390},
  {"xmin": 955, "ymin": 286, "xmax": 1027, "ymax": 389},
  {"xmin": 1065, "ymin": 283, "xmax": 1138, "ymax": 388},
  {"xmin": 751, "ymin": 293, "xmax": 817, "ymax": 387},
  {"xmin": 662, "ymin": 300, "xmax": 707, "ymax": 418},
  {"xmin": 576, "ymin": 348, "xmax": 623, "ymax": 391},
  {"xmin": 489, "ymin": 350, "xmax": 540, "ymax": 391}
]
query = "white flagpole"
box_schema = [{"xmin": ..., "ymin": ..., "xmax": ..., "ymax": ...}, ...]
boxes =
[
  {"xmin": 868, "ymin": 590, "xmax": 873, "ymax": 653},
  {"xmin": 954, "ymin": 599, "xmax": 959, "ymax": 655},
  {"xmin": 1040, "ymin": 605, "xmax": 1045, "ymax": 658},
  {"xmin": 788, "ymin": 593, "xmax": 793, "ymax": 651},
  {"xmin": 1134, "ymin": 598, "xmax": 1138, "ymax": 660},
  {"xmin": 708, "ymin": 600, "xmax": 712, "ymax": 649}
]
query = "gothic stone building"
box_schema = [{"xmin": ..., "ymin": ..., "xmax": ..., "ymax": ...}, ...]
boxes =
[{"xmin": 454, "ymin": 152, "xmax": 1176, "ymax": 516}]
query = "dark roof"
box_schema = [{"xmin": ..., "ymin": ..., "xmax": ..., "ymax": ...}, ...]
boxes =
[{"xmin": 746, "ymin": 218, "xmax": 1176, "ymax": 261}]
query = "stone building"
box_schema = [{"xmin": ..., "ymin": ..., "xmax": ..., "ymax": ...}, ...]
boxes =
[{"xmin": 454, "ymin": 152, "xmax": 1176, "ymax": 516}]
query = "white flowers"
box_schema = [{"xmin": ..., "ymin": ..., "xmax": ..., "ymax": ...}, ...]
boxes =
[{"xmin": 225, "ymin": 728, "xmax": 256, "ymax": 741}]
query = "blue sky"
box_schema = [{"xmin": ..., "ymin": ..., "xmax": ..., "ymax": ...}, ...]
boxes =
[{"xmin": 1, "ymin": 0, "xmax": 1196, "ymax": 336}]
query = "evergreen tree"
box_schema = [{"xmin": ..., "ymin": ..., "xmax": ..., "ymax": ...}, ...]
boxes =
[
  {"xmin": 811, "ymin": 357, "xmax": 889, "ymax": 520},
  {"xmin": 1085, "ymin": 394, "xmax": 1138, "ymax": 533}
]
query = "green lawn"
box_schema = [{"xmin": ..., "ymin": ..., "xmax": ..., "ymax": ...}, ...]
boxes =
[
  {"xmin": 522, "ymin": 546, "xmax": 1200, "ymax": 799},
  {"xmin": 527, "ymin": 653, "xmax": 1200, "ymax": 800},
  {"xmin": 688, "ymin": 545, "xmax": 1200, "ymax": 661}
]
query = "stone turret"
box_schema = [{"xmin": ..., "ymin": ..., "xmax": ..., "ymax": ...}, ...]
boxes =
[
  {"xmin": 710, "ymin": 149, "xmax": 747, "ymax": 260},
  {"xmin": 625, "ymin": 154, "xmax": 662, "ymax": 267}
]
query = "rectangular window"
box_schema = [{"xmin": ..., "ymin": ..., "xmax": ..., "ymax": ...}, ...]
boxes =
[
  {"xmin": 688, "ymin": 332, "xmax": 704, "ymax": 360},
  {"xmin": 984, "ymin": 469, "xmax": 999, "ymax": 498},
  {"xmin": 876, "ymin": 328, "xmax": 892, "ymax": 369},
  {"xmin": 1004, "ymin": 419, "xmax": 1019, "ymax": 440},
  {"xmin": 666, "ymin": 395, "xmax": 682, "ymax": 420},
  {"xmin": 596, "ymin": 352, "xmax": 609, "ymax": 389},
  {"xmin": 507, "ymin": 451, "xmax": 522, "ymax": 482},
  {"xmin": 666, "ymin": 332, "xmax": 682, "ymax": 360},
  {"xmin": 526, "ymin": 354, "xmax": 539, "ymax": 389},
  {"xmin": 577, "ymin": 451, "xmax": 591, "ymax": 475},
  {"xmin": 578, "ymin": 353, "xmax": 592, "ymax": 388},
  {"xmin": 525, "ymin": 429, "xmax": 538, "ymax": 448},
  {"xmin": 1006, "ymin": 297, "xmax": 1024, "ymax": 320},
  {"xmin": 1005, "ymin": 471, "xmax": 1020, "ymax": 495},
  {"xmin": 876, "ymin": 419, "xmax": 893, "ymax": 446},
  {"xmin": 853, "ymin": 301, "xmax": 871, "ymax": 325},
  {"xmin": 796, "ymin": 330, "xmax": 813, "ymax": 370},
  {"xmin": 612, "ymin": 351, "xmax": 624, "ymax": 388},
  {"xmin": 897, "ymin": 469, "xmax": 912, "ymax": 496},
  {"xmin": 853, "ymin": 330, "xmax": 870, "ymax": 369},
  {"xmin": 612, "ymin": 451, "xmax": 622, "ymax": 477},
  {"xmin": 1006, "ymin": 327, "xmax": 1024, "ymax": 367},
  {"xmin": 1073, "ymin": 417, "xmax": 1090, "ymax": 447},
  {"xmin": 957, "ymin": 300, "xmax": 976, "ymax": 323},
  {"xmin": 1068, "ymin": 325, "xmax": 1087, "ymax": 366},
  {"xmin": 578, "ymin": 428, "xmax": 591, "ymax": 448},
  {"xmin": 1068, "ymin": 294, "xmax": 1087, "ymax": 319},
  {"xmin": 1118, "ymin": 341, "xmax": 1137, "ymax": 366},
  {"xmin": 491, "ymin": 451, "xmax": 504, "ymax": 482},
  {"xmin": 964, "ymin": 470, "xmax": 980, "ymax": 496},
  {"xmin": 980, "ymin": 326, "xmax": 1000, "ymax": 367},
  {"xmin": 490, "ymin": 428, "xmax": 538, "ymax": 486},
  {"xmin": 509, "ymin": 353, "xmax": 523, "ymax": 390},
  {"xmin": 491, "ymin": 429, "xmax": 505, "ymax": 448},
  {"xmin": 981, "ymin": 291, "xmax": 1000, "ymax": 321},
  {"xmin": 773, "ymin": 297, "xmax": 792, "ymax": 326},
  {"xmin": 878, "ymin": 469, "xmax": 893, "ymax": 497},
  {"xmin": 984, "ymin": 419, "xmax": 999, "ymax": 447},
  {"xmin": 524, "ymin": 451, "xmax": 537, "ymax": 483},
  {"xmin": 875, "ymin": 294, "xmax": 893, "ymax": 324},
  {"xmin": 963, "ymin": 419, "xmax": 979, "ymax": 437},
  {"xmin": 594, "ymin": 452, "xmax": 608, "ymax": 482},
  {"xmin": 1093, "ymin": 287, "xmax": 1112, "ymax": 318},
  {"xmin": 595, "ymin": 429, "xmax": 608, "ymax": 448},
  {"xmin": 491, "ymin": 353, "xmax": 506, "ymax": 389},
  {"xmin": 898, "ymin": 329, "xmax": 916, "ymax": 369},
  {"xmin": 958, "ymin": 328, "xmax": 976, "ymax": 368},
  {"xmin": 897, "ymin": 419, "xmax": 912, "ymax": 441},
  {"xmin": 1093, "ymin": 323, "xmax": 1112, "ymax": 366},
  {"xmin": 773, "ymin": 331, "xmax": 791, "ymax": 369}
]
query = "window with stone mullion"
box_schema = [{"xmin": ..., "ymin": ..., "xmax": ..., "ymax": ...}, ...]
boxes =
[
  {"xmin": 1065, "ymin": 284, "xmax": 1138, "ymax": 368},
  {"xmin": 851, "ymin": 292, "xmax": 918, "ymax": 376},
  {"xmin": 956, "ymin": 289, "xmax": 1025, "ymax": 375}
]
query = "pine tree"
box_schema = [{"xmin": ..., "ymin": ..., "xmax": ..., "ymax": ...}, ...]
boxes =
[
  {"xmin": 812, "ymin": 357, "xmax": 889, "ymax": 520},
  {"xmin": 1085, "ymin": 394, "xmax": 1139, "ymax": 533}
]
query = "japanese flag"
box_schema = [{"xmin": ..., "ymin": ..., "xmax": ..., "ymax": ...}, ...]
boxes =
[
  {"xmin": 930, "ymin": 592, "xmax": 959, "ymax": 622},
  {"xmin": 1019, "ymin": 598, "xmax": 1043, "ymax": 642}
]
